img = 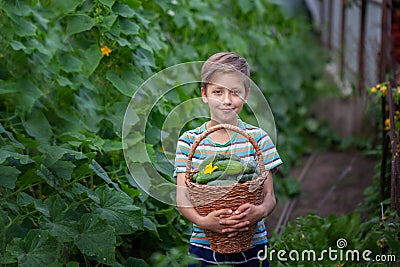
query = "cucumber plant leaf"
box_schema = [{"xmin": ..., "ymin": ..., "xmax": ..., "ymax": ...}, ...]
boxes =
[
  {"xmin": 66, "ymin": 14, "xmax": 96, "ymax": 35},
  {"xmin": 74, "ymin": 214, "xmax": 116, "ymax": 265},
  {"xmin": 0, "ymin": 166, "xmax": 21, "ymax": 189},
  {"xmin": 88, "ymin": 186, "xmax": 143, "ymax": 235},
  {"xmin": 6, "ymin": 230, "xmax": 58, "ymax": 267}
]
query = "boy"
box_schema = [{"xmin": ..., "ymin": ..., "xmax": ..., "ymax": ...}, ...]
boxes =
[{"xmin": 174, "ymin": 52, "xmax": 282, "ymax": 266}]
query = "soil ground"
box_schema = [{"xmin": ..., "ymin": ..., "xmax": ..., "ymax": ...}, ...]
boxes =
[{"xmin": 265, "ymin": 149, "xmax": 377, "ymax": 237}]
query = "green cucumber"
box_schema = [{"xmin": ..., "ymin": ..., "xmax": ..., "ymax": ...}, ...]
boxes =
[
  {"xmin": 214, "ymin": 160, "xmax": 243, "ymax": 175},
  {"xmin": 207, "ymin": 180, "xmax": 237, "ymax": 186},
  {"xmin": 243, "ymin": 160, "xmax": 258, "ymax": 174},
  {"xmin": 198, "ymin": 154, "xmax": 226, "ymax": 171},
  {"xmin": 198, "ymin": 153, "xmax": 241, "ymax": 172},
  {"xmin": 222, "ymin": 154, "xmax": 242, "ymax": 162},
  {"xmin": 192, "ymin": 172, "xmax": 201, "ymax": 182},
  {"xmin": 218, "ymin": 174, "xmax": 240, "ymax": 181},
  {"xmin": 195, "ymin": 170, "xmax": 224, "ymax": 184},
  {"xmin": 238, "ymin": 173, "xmax": 258, "ymax": 183}
]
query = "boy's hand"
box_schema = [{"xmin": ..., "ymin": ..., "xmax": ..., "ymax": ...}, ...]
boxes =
[
  {"xmin": 219, "ymin": 203, "xmax": 264, "ymax": 237},
  {"xmin": 199, "ymin": 209, "xmax": 235, "ymax": 233}
]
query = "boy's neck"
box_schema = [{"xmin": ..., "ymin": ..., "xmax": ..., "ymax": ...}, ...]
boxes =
[
  {"xmin": 207, "ymin": 119, "xmax": 239, "ymax": 128},
  {"xmin": 206, "ymin": 119, "xmax": 239, "ymax": 145}
]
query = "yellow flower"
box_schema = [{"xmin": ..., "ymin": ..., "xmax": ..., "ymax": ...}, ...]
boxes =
[
  {"xmin": 397, "ymin": 87, "xmax": 400, "ymax": 95},
  {"xmin": 204, "ymin": 162, "xmax": 218, "ymax": 174},
  {"xmin": 380, "ymin": 86, "xmax": 387, "ymax": 97},
  {"xmin": 101, "ymin": 45, "xmax": 112, "ymax": 56},
  {"xmin": 376, "ymin": 238, "xmax": 387, "ymax": 248},
  {"xmin": 301, "ymin": 234, "xmax": 305, "ymax": 239},
  {"xmin": 385, "ymin": 118, "xmax": 390, "ymax": 131},
  {"xmin": 370, "ymin": 87, "xmax": 377, "ymax": 93}
]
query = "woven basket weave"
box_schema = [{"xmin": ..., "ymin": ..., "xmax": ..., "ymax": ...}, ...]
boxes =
[{"xmin": 185, "ymin": 124, "xmax": 268, "ymax": 254}]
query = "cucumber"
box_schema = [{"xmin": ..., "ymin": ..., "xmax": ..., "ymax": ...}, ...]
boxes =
[
  {"xmin": 192, "ymin": 172, "xmax": 201, "ymax": 182},
  {"xmin": 195, "ymin": 170, "xmax": 224, "ymax": 184},
  {"xmin": 238, "ymin": 173, "xmax": 258, "ymax": 183},
  {"xmin": 198, "ymin": 154, "xmax": 226, "ymax": 171},
  {"xmin": 222, "ymin": 154, "xmax": 242, "ymax": 162},
  {"xmin": 214, "ymin": 160, "xmax": 243, "ymax": 175},
  {"xmin": 218, "ymin": 174, "xmax": 240, "ymax": 181},
  {"xmin": 243, "ymin": 160, "xmax": 258, "ymax": 174},
  {"xmin": 207, "ymin": 180, "xmax": 237, "ymax": 186}
]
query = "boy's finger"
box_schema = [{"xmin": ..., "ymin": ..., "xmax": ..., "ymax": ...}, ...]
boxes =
[
  {"xmin": 219, "ymin": 217, "xmax": 244, "ymax": 225},
  {"xmin": 227, "ymin": 232, "xmax": 239, "ymax": 238},
  {"xmin": 226, "ymin": 212, "xmax": 247, "ymax": 220},
  {"xmin": 227, "ymin": 226, "xmax": 250, "ymax": 237},
  {"xmin": 234, "ymin": 204, "xmax": 251, "ymax": 214},
  {"xmin": 213, "ymin": 208, "xmax": 232, "ymax": 217},
  {"xmin": 223, "ymin": 225, "xmax": 250, "ymax": 235},
  {"xmin": 220, "ymin": 218, "xmax": 250, "ymax": 227}
]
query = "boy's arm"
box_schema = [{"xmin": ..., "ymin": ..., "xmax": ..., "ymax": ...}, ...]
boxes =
[
  {"xmin": 176, "ymin": 172, "xmax": 250, "ymax": 233},
  {"xmin": 258, "ymin": 171, "xmax": 277, "ymax": 217}
]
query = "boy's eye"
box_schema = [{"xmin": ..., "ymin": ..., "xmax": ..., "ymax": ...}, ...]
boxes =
[
  {"xmin": 231, "ymin": 90, "xmax": 240, "ymax": 95},
  {"xmin": 213, "ymin": 90, "xmax": 223, "ymax": 94}
]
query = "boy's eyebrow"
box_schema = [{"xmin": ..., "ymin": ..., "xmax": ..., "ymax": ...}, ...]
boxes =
[{"xmin": 212, "ymin": 85, "xmax": 243, "ymax": 91}]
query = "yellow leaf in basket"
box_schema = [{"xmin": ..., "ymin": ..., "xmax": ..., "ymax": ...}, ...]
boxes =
[{"xmin": 204, "ymin": 162, "xmax": 218, "ymax": 174}]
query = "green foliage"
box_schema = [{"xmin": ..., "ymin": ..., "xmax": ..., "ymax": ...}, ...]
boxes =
[
  {"xmin": 271, "ymin": 211, "xmax": 399, "ymax": 266},
  {"xmin": 0, "ymin": 0, "xmax": 329, "ymax": 265},
  {"xmin": 149, "ymin": 246, "xmax": 197, "ymax": 267}
]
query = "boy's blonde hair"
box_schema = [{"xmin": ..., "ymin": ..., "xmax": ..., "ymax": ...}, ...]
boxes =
[{"xmin": 201, "ymin": 52, "xmax": 250, "ymax": 90}]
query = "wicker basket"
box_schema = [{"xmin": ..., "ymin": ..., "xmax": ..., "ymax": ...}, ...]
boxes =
[{"xmin": 184, "ymin": 124, "xmax": 268, "ymax": 254}]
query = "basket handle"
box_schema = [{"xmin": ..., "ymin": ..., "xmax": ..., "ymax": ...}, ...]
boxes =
[{"xmin": 185, "ymin": 123, "xmax": 268, "ymax": 182}]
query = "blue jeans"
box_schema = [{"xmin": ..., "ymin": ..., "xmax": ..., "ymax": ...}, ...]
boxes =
[{"xmin": 187, "ymin": 243, "xmax": 271, "ymax": 267}]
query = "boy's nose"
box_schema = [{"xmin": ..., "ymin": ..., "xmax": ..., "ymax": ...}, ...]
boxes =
[{"xmin": 222, "ymin": 91, "xmax": 232, "ymax": 105}]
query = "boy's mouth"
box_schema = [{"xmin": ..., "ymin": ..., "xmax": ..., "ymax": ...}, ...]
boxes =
[{"xmin": 219, "ymin": 108, "xmax": 235, "ymax": 112}]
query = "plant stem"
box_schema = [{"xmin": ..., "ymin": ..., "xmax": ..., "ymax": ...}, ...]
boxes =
[{"xmin": 4, "ymin": 182, "xmax": 40, "ymax": 199}]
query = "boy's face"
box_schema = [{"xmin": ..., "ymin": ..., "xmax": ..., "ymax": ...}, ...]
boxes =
[{"xmin": 201, "ymin": 72, "xmax": 249, "ymax": 124}]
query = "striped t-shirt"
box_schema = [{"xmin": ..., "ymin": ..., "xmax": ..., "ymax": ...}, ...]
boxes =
[{"xmin": 174, "ymin": 120, "xmax": 283, "ymax": 247}]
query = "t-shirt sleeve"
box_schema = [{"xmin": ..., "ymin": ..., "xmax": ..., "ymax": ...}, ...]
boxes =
[
  {"xmin": 256, "ymin": 130, "xmax": 283, "ymax": 172},
  {"xmin": 173, "ymin": 132, "xmax": 192, "ymax": 178}
]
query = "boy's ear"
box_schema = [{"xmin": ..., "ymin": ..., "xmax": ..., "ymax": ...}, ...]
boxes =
[{"xmin": 201, "ymin": 86, "xmax": 208, "ymax": 103}]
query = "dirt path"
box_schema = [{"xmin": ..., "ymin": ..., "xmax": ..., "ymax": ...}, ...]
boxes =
[{"xmin": 265, "ymin": 149, "xmax": 377, "ymax": 236}]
